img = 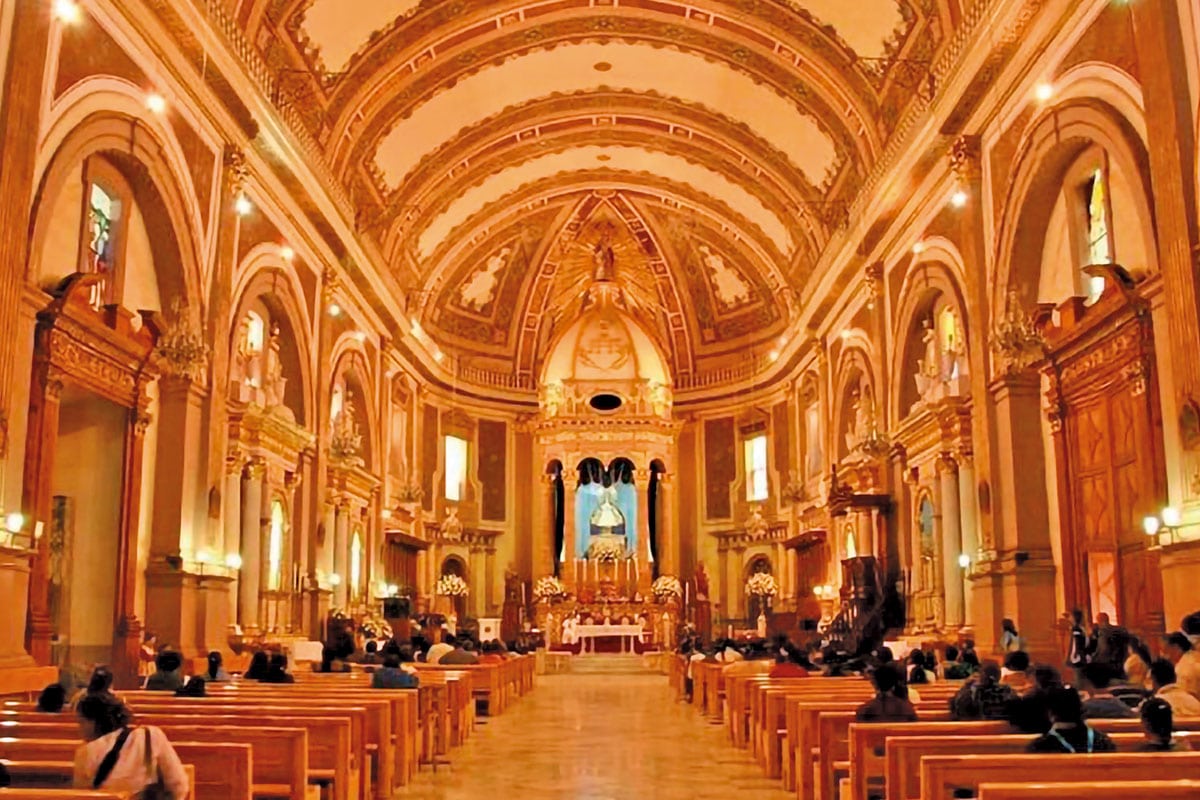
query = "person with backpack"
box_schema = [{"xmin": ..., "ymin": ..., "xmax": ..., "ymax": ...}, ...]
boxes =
[{"xmin": 73, "ymin": 692, "xmax": 189, "ymax": 798}]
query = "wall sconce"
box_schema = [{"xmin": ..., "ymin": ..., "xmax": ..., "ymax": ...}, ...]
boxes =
[
  {"xmin": 224, "ymin": 553, "xmax": 243, "ymax": 570},
  {"xmin": 957, "ymin": 553, "xmax": 971, "ymax": 569},
  {"xmin": 0, "ymin": 512, "xmax": 39, "ymax": 550},
  {"xmin": 329, "ymin": 573, "xmax": 342, "ymax": 587},
  {"xmin": 812, "ymin": 584, "xmax": 837, "ymax": 600},
  {"xmin": 195, "ymin": 549, "xmax": 213, "ymax": 576},
  {"xmin": 1143, "ymin": 506, "xmax": 1182, "ymax": 546}
]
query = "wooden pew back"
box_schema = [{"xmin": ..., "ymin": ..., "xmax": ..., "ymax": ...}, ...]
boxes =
[
  {"xmin": 921, "ymin": 753, "xmax": 1200, "ymax": 800},
  {"xmin": 976, "ymin": 780, "xmax": 1200, "ymax": 800}
]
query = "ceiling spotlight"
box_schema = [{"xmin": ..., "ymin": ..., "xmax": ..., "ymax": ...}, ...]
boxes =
[
  {"xmin": 353, "ymin": 331, "xmax": 367, "ymax": 343},
  {"xmin": 777, "ymin": 334, "xmax": 787, "ymax": 346},
  {"xmin": 327, "ymin": 302, "xmax": 341, "ymax": 317},
  {"xmin": 234, "ymin": 193, "xmax": 252, "ymax": 216},
  {"xmin": 145, "ymin": 93, "xmax": 167, "ymax": 114},
  {"xmin": 279, "ymin": 245, "xmax": 294, "ymax": 261},
  {"xmin": 1034, "ymin": 82, "xmax": 1055, "ymax": 103},
  {"xmin": 768, "ymin": 350, "xmax": 780, "ymax": 362},
  {"xmin": 912, "ymin": 241, "xmax": 926, "ymax": 255},
  {"xmin": 950, "ymin": 189, "xmax": 968, "ymax": 209},
  {"xmin": 432, "ymin": 350, "xmax": 445, "ymax": 363},
  {"xmin": 52, "ymin": 0, "xmax": 80, "ymax": 24}
]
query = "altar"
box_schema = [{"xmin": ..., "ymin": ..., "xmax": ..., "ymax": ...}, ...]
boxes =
[{"xmin": 573, "ymin": 623, "xmax": 646, "ymax": 653}]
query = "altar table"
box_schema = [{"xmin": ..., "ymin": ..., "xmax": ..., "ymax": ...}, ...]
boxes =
[{"xmin": 574, "ymin": 623, "xmax": 646, "ymax": 653}]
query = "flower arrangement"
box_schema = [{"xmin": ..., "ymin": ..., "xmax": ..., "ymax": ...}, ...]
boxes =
[
  {"xmin": 587, "ymin": 537, "xmax": 626, "ymax": 562},
  {"xmin": 359, "ymin": 612, "xmax": 393, "ymax": 640},
  {"xmin": 533, "ymin": 575, "xmax": 568, "ymax": 603},
  {"xmin": 436, "ymin": 574, "xmax": 469, "ymax": 597},
  {"xmin": 328, "ymin": 607, "xmax": 350, "ymax": 621},
  {"xmin": 651, "ymin": 575, "xmax": 683, "ymax": 602},
  {"xmin": 745, "ymin": 572, "xmax": 778, "ymax": 598}
]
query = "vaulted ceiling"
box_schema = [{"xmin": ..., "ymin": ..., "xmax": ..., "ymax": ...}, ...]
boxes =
[{"xmin": 231, "ymin": 0, "xmax": 963, "ymax": 385}]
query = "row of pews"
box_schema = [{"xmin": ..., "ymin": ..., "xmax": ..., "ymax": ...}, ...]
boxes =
[
  {"xmin": 0, "ymin": 654, "xmax": 534, "ymax": 800},
  {"xmin": 670, "ymin": 655, "xmax": 1200, "ymax": 800}
]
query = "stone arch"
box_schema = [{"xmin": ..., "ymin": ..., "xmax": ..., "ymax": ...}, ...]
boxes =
[
  {"xmin": 330, "ymin": 340, "xmax": 379, "ymax": 470},
  {"xmin": 29, "ymin": 88, "xmax": 205, "ymax": 309},
  {"xmin": 832, "ymin": 344, "xmax": 877, "ymax": 463},
  {"xmin": 993, "ymin": 96, "xmax": 1156, "ymax": 319},
  {"xmin": 229, "ymin": 259, "xmax": 315, "ymax": 427},
  {"xmin": 890, "ymin": 245, "xmax": 971, "ymax": 423}
]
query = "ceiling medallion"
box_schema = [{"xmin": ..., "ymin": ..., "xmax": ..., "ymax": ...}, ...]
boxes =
[{"xmin": 592, "ymin": 61, "xmax": 613, "ymax": 72}]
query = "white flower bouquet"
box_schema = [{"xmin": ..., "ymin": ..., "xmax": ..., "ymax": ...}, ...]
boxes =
[
  {"xmin": 745, "ymin": 572, "xmax": 778, "ymax": 598},
  {"xmin": 651, "ymin": 575, "xmax": 683, "ymax": 602},
  {"xmin": 436, "ymin": 574, "xmax": 469, "ymax": 597},
  {"xmin": 533, "ymin": 575, "xmax": 568, "ymax": 603},
  {"xmin": 587, "ymin": 537, "xmax": 626, "ymax": 562}
]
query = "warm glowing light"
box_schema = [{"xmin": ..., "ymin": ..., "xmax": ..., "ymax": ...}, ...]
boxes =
[
  {"xmin": 839, "ymin": 329, "xmax": 851, "ymax": 340},
  {"xmin": 432, "ymin": 350, "xmax": 445, "ymax": 363},
  {"xmin": 145, "ymin": 93, "xmax": 167, "ymax": 114},
  {"xmin": 353, "ymin": 331, "xmax": 367, "ymax": 343},
  {"xmin": 950, "ymin": 189, "xmax": 969, "ymax": 208},
  {"xmin": 327, "ymin": 302, "xmax": 341, "ymax": 317},
  {"xmin": 1143, "ymin": 515, "xmax": 1161, "ymax": 536},
  {"xmin": 224, "ymin": 553, "xmax": 243, "ymax": 570},
  {"xmin": 279, "ymin": 245, "xmax": 294, "ymax": 261},
  {"xmin": 957, "ymin": 553, "xmax": 971, "ymax": 569},
  {"xmin": 912, "ymin": 241, "xmax": 926, "ymax": 255},
  {"xmin": 410, "ymin": 320, "xmax": 423, "ymax": 337},
  {"xmin": 1162, "ymin": 506, "xmax": 1182, "ymax": 528},
  {"xmin": 3, "ymin": 513, "xmax": 23, "ymax": 534},
  {"xmin": 768, "ymin": 350, "xmax": 780, "ymax": 362},
  {"xmin": 53, "ymin": 0, "xmax": 80, "ymax": 24},
  {"xmin": 777, "ymin": 334, "xmax": 787, "ymax": 346},
  {"xmin": 329, "ymin": 572, "xmax": 342, "ymax": 587},
  {"xmin": 387, "ymin": 584, "xmax": 399, "ymax": 596},
  {"xmin": 1034, "ymin": 82, "xmax": 1055, "ymax": 102},
  {"xmin": 381, "ymin": 508, "xmax": 392, "ymax": 520},
  {"xmin": 234, "ymin": 193, "xmax": 252, "ymax": 216},
  {"xmin": 195, "ymin": 549, "xmax": 213, "ymax": 565}
]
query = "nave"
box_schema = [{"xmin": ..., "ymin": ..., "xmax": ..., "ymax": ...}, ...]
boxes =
[{"xmin": 399, "ymin": 660, "xmax": 790, "ymax": 800}]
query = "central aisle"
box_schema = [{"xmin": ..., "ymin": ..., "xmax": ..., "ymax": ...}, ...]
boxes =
[{"xmin": 398, "ymin": 657, "xmax": 793, "ymax": 799}]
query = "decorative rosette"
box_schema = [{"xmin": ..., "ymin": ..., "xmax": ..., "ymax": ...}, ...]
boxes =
[
  {"xmin": 651, "ymin": 575, "xmax": 683, "ymax": 603},
  {"xmin": 533, "ymin": 575, "xmax": 568, "ymax": 603},
  {"xmin": 745, "ymin": 572, "xmax": 778, "ymax": 598},
  {"xmin": 436, "ymin": 574, "xmax": 470, "ymax": 597}
]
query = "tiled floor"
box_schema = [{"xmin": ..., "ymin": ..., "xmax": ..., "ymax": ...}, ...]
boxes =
[{"xmin": 397, "ymin": 656, "xmax": 793, "ymax": 799}]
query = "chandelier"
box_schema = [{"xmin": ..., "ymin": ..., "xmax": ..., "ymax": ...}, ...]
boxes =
[
  {"xmin": 991, "ymin": 291, "xmax": 1046, "ymax": 375},
  {"xmin": 857, "ymin": 404, "xmax": 892, "ymax": 462},
  {"xmin": 155, "ymin": 296, "xmax": 209, "ymax": 383},
  {"xmin": 329, "ymin": 395, "xmax": 363, "ymax": 462}
]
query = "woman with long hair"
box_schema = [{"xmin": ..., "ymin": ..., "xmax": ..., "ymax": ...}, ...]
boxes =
[{"xmin": 73, "ymin": 692, "xmax": 189, "ymax": 798}]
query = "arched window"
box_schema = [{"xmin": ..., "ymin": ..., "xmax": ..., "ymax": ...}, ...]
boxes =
[
  {"xmin": 1082, "ymin": 166, "xmax": 1112, "ymax": 303},
  {"xmin": 330, "ymin": 380, "xmax": 345, "ymax": 422},
  {"xmin": 79, "ymin": 157, "xmax": 131, "ymax": 307},
  {"xmin": 244, "ymin": 311, "xmax": 265, "ymax": 355},
  {"xmin": 350, "ymin": 528, "xmax": 363, "ymax": 600},
  {"xmin": 267, "ymin": 500, "xmax": 285, "ymax": 591},
  {"xmin": 744, "ymin": 434, "xmax": 768, "ymax": 501}
]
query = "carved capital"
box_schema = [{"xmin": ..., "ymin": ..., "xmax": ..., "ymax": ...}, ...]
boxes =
[
  {"xmin": 948, "ymin": 135, "xmax": 982, "ymax": 182},
  {"xmin": 935, "ymin": 453, "xmax": 958, "ymax": 477},
  {"xmin": 223, "ymin": 145, "xmax": 247, "ymax": 194},
  {"xmin": 244, "ymin": 458, "xmax": 267, "ymax": 481},
  {"xmin": 133, "ymin": 411, "xmax": 153, "ymax": 437}
]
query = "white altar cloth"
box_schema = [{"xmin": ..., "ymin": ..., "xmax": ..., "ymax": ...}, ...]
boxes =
[{"xmin": 574, "ymin": 623, "xmax": 645, "ymax": 653}]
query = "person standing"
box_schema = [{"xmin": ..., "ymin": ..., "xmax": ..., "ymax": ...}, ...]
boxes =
[
  {"xmin": 1000, "ymin": 619, "xmax": 1024, "ymax": 653},
  {"xmin": 1066, "ymin": 609, "xmax": 1089, "ymax": 681},
  {"xmin": 1163, "ymin": 632, "xmax": 1200, "ymax": 698}
]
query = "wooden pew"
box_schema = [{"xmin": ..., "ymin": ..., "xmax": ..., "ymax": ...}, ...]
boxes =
[
  {"xmin": 0, "ymin": 740, "xmax": 249, "ymax": 800},
  {"xmin": 413, "ymin": 664, "xmax": 504, "ymax": 716},
  {"xmin": 976, "ymin": 780, "xmax": 1200, "ymax": 800},
  {"xmin": 0, "ymin": 760, "xmax": 196, "ymax": 800},
  {"xmin": 920, "ymin": 753, "xmax": 1200, "ymax": 800},
  {"xmin": 0, "ymin": 790, "xmax": 130, "ymax": 799},
  {"xmin": 0, "ymin": 721, "xmax": 306, "ymax": 800}
]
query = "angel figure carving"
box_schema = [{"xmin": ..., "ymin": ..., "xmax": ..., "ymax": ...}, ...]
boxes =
[
  {"xmin": 698, "ymin": 243, "xmax": 750, "ymax": 308},
  {"xmin": 459, "ymin": 246, "xmax": 511, "ymax": 312}
]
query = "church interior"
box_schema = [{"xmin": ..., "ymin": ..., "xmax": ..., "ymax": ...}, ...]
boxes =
[{"xmin": 1, "ymin": 0, "xmax": 1200, "ymax": 797}]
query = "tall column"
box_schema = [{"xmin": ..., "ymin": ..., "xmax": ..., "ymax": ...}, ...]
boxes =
[
  {"xmin": 563, "ymin": 479, "xmax": 576, "ymax": 565},
  {"xmin": 717, "ymin": 546, "xmax": 730, "ymax": 624},
  {"xmin": 319, "ymin": 501, "xmax": 335, "ymax": 579},
  {"xmin": 957, "ymin": 457, "xmax": 979, "ymax": 630},
  {"xmin": 484, "ymin": 545, "xmax": 497, "ymax": 615},
  {"xmin": 726, "ymin": 545, "xmax": 744, "ymax": 621},
  {"xmin": 658, "ymin": 475, "xmax": 675, "ymax": 576},
  {"xmin": 535, "ymin": 474, "xmax": 555, "ymax": 577},
  {"xmin": 223, "ymin": 458, "xmax": 244, "ymax": 563},
  {"xmin": 938, "ymin": 456, "xmax": 964, "ymax": 630},
  {"xmin": 332, "ymin": 502, "xmax": 349, "ymax": 609},
  {"xmin": 636, "ymin": 470, "xmax": 651, "ymax": 589},
  {"xmin": 239, "ymin": 460, "xmax": 265, "ymax": 632}
]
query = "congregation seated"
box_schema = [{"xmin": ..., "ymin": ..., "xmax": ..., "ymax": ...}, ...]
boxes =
[
  {"xmin": 175, "ymin": 675, "xmax": 206, "ymax": 697},
  {"xmin": 425, "ymin": 631, "xmax": 456, "ymax": 665},
  {"xmin": 1163, "ymin": 631, "xmax": 1200, "ymax": 698},
  {"xmin": 74, "ymin": 690, "xmax": 190, "ymax": 798},
  {"xmin": 371, "ymin": 652, "xmax": 420, "ymax": 689},
  {"xmin": 244, "ymin": 651, "xmax": 269, "ymax": 680},
  {"xmin": 477, "ymin": 641, "xmax": 505, "ymax": 665},
  {"xmin": 1000, "ymin": 650, "xmax": 1031, "ymax": 692},
  {"xmin": 856, "ymin": 663, "xmax": 918, "ymax": 723},
  {"xmin": 768, "ymin": 644, "xmax": 811, "ymax": 678},
  {"xmin": 440, "ymin": 636, "xmax": 481, "ymax": 665},
  {"xmin": 1150, "ymin": 657, "xmax": 1200, "ymax": 716},
  {"xmin": 262, "ymin": 652, "xmax": 295, "ymax": 683},
  {"xmin": 949, "ymin": 661, "xmax": 1016, "ymax": 720},
  {"xmin": 1080, "ymin": 662, "xmax": 1137, "ymax": 718},
  {"xmin": 1026, "ymin": 686, "xmax": 1117, "ymax": 753},
  {"xmin": 1005, "ymin": 664, "xmax": 1064, "ymax": 733},
  {"xmin": 36, "ymin": 682, "xmax": 67, "ymax": 713},
  {"xmin": 144, "ymin": 650, "xmax": 185, "ymax": 692},
  {"xmin": 907, "ymin": 650, "xmax": 934, "ymax": 684},
  {"xmin": 1135, "ymin": 697, "xmax": 1191, "ymax": 752},
  {"xmin": 203, "ymin": 650, "xmax": 231, "ymax": 682},
  {"xmin": 314, "ymin": 645, "xmax": 352, "ymax": 673},
  {"xmin": 1125, "ymin": 637, "xmax": 1154, "ymax": 689},
  {"xmin": 358, "ymin": 640, "xmax": 380, "ymax": 665}
]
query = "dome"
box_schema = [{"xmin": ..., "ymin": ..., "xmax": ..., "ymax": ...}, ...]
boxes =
[{"xmin": 541, "ymin": 283, "xmax": 669, "ymax": 386}]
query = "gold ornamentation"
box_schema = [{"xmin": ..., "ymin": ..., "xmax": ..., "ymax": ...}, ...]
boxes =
[
  {"xmin": 155, "ymin": 296, "xmax": 210, "ymax": 383},
  {"xmin": 329, "ymin": 390, "xmax": 363, "ymax": 463},
  {"xmin": 991, "ymin": 291, "xmax": 1045, "ymax": 375}
]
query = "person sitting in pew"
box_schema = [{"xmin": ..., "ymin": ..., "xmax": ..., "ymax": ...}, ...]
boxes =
[
  {"xmin": 908, "ymin": 650, "xmax": 934, "ymax": 685},
  {"xmin": 244, "ymin": 651, "xmax": 269, "ymax": 680},
  {"xmin": 204, "ymin": 651, "xmax": 231, "ymax": 682},
  {"xmin": 1026, "ymin": 687, "xmax": 1117, "ymax": 753},
  {"xmin": 425, "ymin": 631, "xmax": 456, "ymax": 665},
  {"xmin": 372, "ymin": 652, "xmax": 420, "ymax": 689},
  {"xmin": 315, "ymin": 645, "xmax": 352, "ymax": 673},
  {"xmin": 440, "ymin": 636, "xmax": 481, "ymax": 665},
  {"xmin": 1124, "ymin": 637, "xmax": 1154, "ymax": 690},
  {"xmin": 1080, "ymin": 663, "xmax": 1136, "ymax": 718},
  {"xmin": 856, "ymin": 663, "xmax": 918, "ymax": 723},
  {"xmin": 477, "ymin": 641, "xmax": 505, "ymax": 665},
  {"xmin": 360, "ymin": 640, "xmax": 381, "ymax": 665},
  {"xmin": 1163, "ymin": 632, "xmax": 1200, "ymax": 699},
  {"xmin": 1150, "ymin": 658, "xmax": 1200, "ymax": 717},
  {"xmin": 1000, "ymin": 651, "xmax": 1031, "ymax": 692},
  {"xmin": 769, "ymin": 644, "xmax": 811, "ymax": 678},
  {"xmin": 73, "ymin": 691, "xmax": 190, "ymax": 799},
  {"xmin": 144, "ymin": 650, "xmax": 185, "ymax": 692},
  {"xmin": 262, "ymin": 652, "xmax": 295, "ymax": 683},
  {"xmin": 176, "ymin": 676, "xmax": 206, "ymax": 698},
  {"xmin": 1135, "ymin": 698, "xmax": 1190, "ymax": 752},
  {"xmin": 1005, "ymin": 664, "xmax": 1064, "ymax": 733},
  {"xmin": 949, "ymin": 661, "xmax": 1016, "ymax": 721},
  {"xmin": 37, "ymin": 682, "xmax": 67, "ymax": 713}
]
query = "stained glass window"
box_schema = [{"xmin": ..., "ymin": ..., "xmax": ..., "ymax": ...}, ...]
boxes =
[
  {"xmin": 1084, "ymin": 168, "xmax": 1111, "ymax": 302},
  {"xmin": 87, "ymin": 183, "xmax": 117, "ymax": 273},
  {"xmin": 744, "ymin": 435, "xmax": 768, "ymax": 501},
  {"xmin": 445, "ymin": 435, "xmax": 468, "ymax": 500}
]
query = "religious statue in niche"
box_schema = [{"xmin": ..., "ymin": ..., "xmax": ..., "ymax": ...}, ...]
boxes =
[
  {"xmin": 698, "ymin": 243, "xmax": 751, "ymax": 310},
  {"xmin": 263, "ymin": 323, "xmax": 287, "ymax": 408},
  {"xmin": 458, "ymin": 246, "xmax": 511, "ymax": 312},
  {"xmin": 442, "ymin": 505, "xmax": 463, "ymax": 538},
  {"xmin": 844, "ymin": 385, "xmax": 876, "ymax": 453},
  {"xmin": 744, "ymin": 504, "xmax": 768, "ymax": 539},
  {"xmin": 591, "ymin": 224, "xmax": 617, "ymax": 281},
  {"xmin": 913, "ymin": 308, "xmax": 967, "ymax": 407}
]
